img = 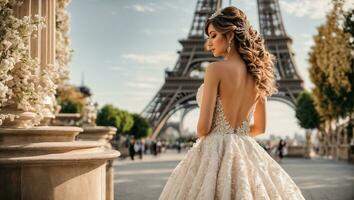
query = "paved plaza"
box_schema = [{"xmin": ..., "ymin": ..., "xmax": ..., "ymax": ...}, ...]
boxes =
[{"xmin": 113, "ymin": 150, "xmax": 354, "ymax": 200}]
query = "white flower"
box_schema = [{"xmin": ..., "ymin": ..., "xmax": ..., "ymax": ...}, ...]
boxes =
[
  {"xmin": 22, "ymin": 15, "xmax": 30, "ymax": 22},
  {"xmin": 0, "ymin": 0, "xmax": 72, "ymax": 125},
  {"xmin": 1, "ymin": 40, "xmax": 12, "ymax": 50},
  {"xmin": 0, "ymin": 0, "xmax": 9, "ymax": 7},
  {"xmin": 0, "ymin": 59, "xmax": 11, "ymax": 69}
]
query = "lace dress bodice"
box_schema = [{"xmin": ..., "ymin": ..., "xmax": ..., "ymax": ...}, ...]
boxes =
[{"xmin": 196, "ymin": 83, "xmax": 256, "ymax": 136}]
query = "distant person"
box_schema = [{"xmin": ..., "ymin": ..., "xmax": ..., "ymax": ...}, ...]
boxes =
[
  {"xmin": 161, "ymin": 140, "xmax": 167, "ymax": 153},
  {"xmin": 276, "ymin": 139, "xmax": 287, "ymax": 163},
  {"xmin": 156, "ymin": 140, "xmax": 162, "ymax": 155},
  {"xmin": 176, "ymin": 141, "xmax": 181, "ymax": 153},
  {"xmin": 134, "ymin": 140, "xmax": 144, "ymax": 160},
  {"xmin": 283, "ymin": 140, "xmax": 288, "ymax": 157},
  {"xmin": 151, "ymin": 140, "xmax": 157, "ymax": 156},
  {"xmin": 124, "ymin": 137, "xmax": 130, "ymax": 148},
  {"xmin": 128, "ymin": 138, "xmax": 135, "ymax": 160},
  {"xmin": 143, "ymin": 140, "xmax": 148, "ymax": 154}
]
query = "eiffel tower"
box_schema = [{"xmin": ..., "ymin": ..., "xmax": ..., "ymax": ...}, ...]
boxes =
[
  {"xmin": 256, "ymin": 0, "xmax": 304, "ymax": 107},
  {"xmin": 141, "ymin": 0, "xmax": 304, "ymax": 139}
]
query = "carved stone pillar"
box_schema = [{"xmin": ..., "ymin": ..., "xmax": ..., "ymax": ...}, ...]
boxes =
[
  {"xmin": 0, "ymin": 1, "xmax": 120, "ymax": 199},
  {"xmin": 78, "ymin": 126, "xmax": 117, "ymax": 200}
]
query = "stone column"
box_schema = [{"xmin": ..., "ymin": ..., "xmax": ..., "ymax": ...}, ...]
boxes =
[
  {"xmin": 77, "ymin": 126, "xmax": 117, "ymax": 200},
  {"xmin": 0, "ymin": 1, "xmax": 120, "ymax": 199},
  {"xmin": 0, "ymin": 126, "xmax": 120, "ymax": 200},
  {"xmin": 40, "ymin": 0, "xmax": 52, "ymax": 68},
  {"xmin": 305, "ymin": 129, "xmax": 312, "ymax": 158},
  {"xmin": 30, "ymin": 0, "xmax": 42, "ymax": 60},
  {"xmin": 40, "ymin": 0, "xmax": 58, "ymax": 125}
]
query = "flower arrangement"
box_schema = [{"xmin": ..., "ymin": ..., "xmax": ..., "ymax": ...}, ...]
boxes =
[
  {"xmin": 46, "ymin": 0, "xmax": 73, "ymax": 115},
  {"xmin": 55, "ymin": 0, "xmax": 72, "ymax": 86},
  {"xmin": 0, "ymin": 0, "xmax": 55, "ymax": 126}
]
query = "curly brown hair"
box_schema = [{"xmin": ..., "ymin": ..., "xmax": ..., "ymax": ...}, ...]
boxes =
[{"xmin": 204, "ymin": 6, "xmax": 278, "ymax": 99}]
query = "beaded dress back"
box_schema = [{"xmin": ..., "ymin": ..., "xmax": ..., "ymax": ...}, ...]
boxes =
[
  {"xmin": 159, "ymin": 83, "xmax": 306, "ymax": 200},
  {"xmin": 196, "ymin": 83, "xmax": 256, "ymax": 136}
]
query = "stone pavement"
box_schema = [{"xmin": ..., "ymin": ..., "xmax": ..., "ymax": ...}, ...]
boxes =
[{"xmin": 113, "ymin": 149, "xmax": 354, "ymax": 200}]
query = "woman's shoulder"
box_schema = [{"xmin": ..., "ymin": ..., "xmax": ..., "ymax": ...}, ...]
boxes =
[
  {"xmin": 206, "ymin": 61, "xmax": 221, "ymax": 71},
  {"xmin": 207, "ymin": 61, "xmax": 243, "ymax": 78},
  {"xmin": 204, "ymin": 62, "xmax": 223, "ymax": 80},
  {"xmin": 205, "ymin": 61, "xmax": 230, "ymax": 74},
  {"xmin": 208, "ymin": 60, "xmax": 227, "ymax": 67}
]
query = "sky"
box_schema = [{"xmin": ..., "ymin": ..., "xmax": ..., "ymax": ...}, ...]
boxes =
[{"xmin": 67, "ymin": 0, "xmax": 354, "ymax": 139}]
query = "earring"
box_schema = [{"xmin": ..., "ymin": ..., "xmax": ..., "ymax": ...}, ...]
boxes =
[{"xmin": 227, "ymin": 40, "xmax": 231, "ymax": 54}]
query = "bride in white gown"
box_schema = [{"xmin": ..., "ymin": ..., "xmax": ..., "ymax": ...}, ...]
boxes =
[{"xmin": 159, "ymin": 6, "xmax": 305, "ymax": 200}]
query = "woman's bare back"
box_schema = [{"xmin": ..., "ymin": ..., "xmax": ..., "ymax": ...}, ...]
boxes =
[{"xmin": 217, "ymin": 61, "xmax": 259, "ymax": 129}]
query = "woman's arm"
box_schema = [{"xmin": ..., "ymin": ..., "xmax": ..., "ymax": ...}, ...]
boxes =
[
  {"xmin": 249, "ymin": 96, "xmax": 267, "ymax": 138},
  {"xmin": 196, "ymin": 63, "xmax": 220, "ymax": 138}
]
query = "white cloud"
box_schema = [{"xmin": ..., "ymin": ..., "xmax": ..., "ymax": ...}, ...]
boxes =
[
  {"xmin": 279, "ymin": 0, "xmax": 331, "ymax": 19},
  {"xmin": 123, "ymin": 72, "xmax": 163, "ymax": 91},
  {"xmin": 162, "ymin": 2, "xmax": 193, "ymax": 14},
  {"xmin": 300, "ymin": 33, "xmax": 311, "ymax": 38},
  {"xmin": 181, "ymin": 27, "xmax": 189, "ymax": 33},
  {"xmin": 279, "ymin": 0, "xmax": 354, "ymax": 19},
  {"xmin": 298, "ymin": 34, "xmax": 314, "ymax": 51},
  {"xmin": 94, "ymin": 92, "xmax": 114, "ymax": 97},
  {"xmin": 304, "ymin": 39, "xmax": 314, "ymax": 51},
  {"xmin": 237, "ymin": 0, "xmax": 256, "ymax": 8},
  {"xmin": 122, "ymin": 73, "xmax": 164, "ymax": 103},
  {"xmin": 126, "ymin": 2, "xmax": 192, "ymax": 14},
  {"xmin": 130, "ymin": 4, "xmax": 156, "ymax": 13},
  {"xmin": 106, "ymin": 65, "xmax": 130, "ymax": 74},
  {"xmin": 121, "ymin": 52, "xmax": 177, "ymax": 66},
  {"xmin": 125, "ymin": 81, "xmax": 157, "ymax": 89},
  {"xmin": 141, "ymin": 28, "xmax": 191, "ymax": 36},
  {"xmin": 124, "ymin": 90, "xmax": 156, "ymax": 96},
  {"xmin": 135, "ymin": 75, "xmax": 162, "ymax": 83},
  {"xmin": 107, "ymin": 66, "xmax": 124, "ymax": 71}
]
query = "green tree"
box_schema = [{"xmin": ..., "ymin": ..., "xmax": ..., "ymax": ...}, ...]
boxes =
[
  {"xmin": 343, "ymin": 8, "xmax": 354, "ymax": 141},
  {"xmin": 128, "ymin": 114, "xmax": 152, "ymax": 139},
  {"xmin": 308, "ymin": 0, "xmax": 352, "ymax": 121},
  {"xmin": 343, "ymin": 8, "xmax": 354, "ymax": 107},
  {"xmin": 295, "ymin": 91, "xmax": 321, "ymax": 129},
  {"xmin": 308, "ymin": 0, "xmax": 353, "ymax": 156},
  {"xmin": 96, "ymin": 104, "xmax": 121, "ymax": 129},
  {"xmin": 60, "ymin": 99, "xmax": 83, "ymax": 113},
  {"xmin": 56, "ymin": 84, "xmax": 85, "ymax": 114},
  {"xmin": 118, "ymin": 110, "xmax": 134, "ymax": 134},
  {"xmin": 343, "ymin": 8, "xmax": 354, "ymax": 48}
]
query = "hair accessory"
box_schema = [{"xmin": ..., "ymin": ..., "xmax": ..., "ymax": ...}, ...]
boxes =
[{"xmin": 210, "ymin": 9, "xmax": 223, "ymax": 19}]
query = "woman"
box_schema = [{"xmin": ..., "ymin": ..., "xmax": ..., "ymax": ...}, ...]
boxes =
[
  {"xmin": 276, "ymin": 139, "xmax": 287, "ymax": 163},
  {"xmin": 159, "ymin": 6, "xmax": 305, "ymax": 200}
]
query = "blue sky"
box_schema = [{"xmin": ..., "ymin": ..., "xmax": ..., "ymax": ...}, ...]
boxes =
[{"xmin": 67, "ymin": 0, "xmax": 353, "ymax": 138}]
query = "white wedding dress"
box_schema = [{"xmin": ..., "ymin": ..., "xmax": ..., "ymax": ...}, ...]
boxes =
[{"xmin": 159, "ymin": 83, "xmax": 305, "ymax": 200}]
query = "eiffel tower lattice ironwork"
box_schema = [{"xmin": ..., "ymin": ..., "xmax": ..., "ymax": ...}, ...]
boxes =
[
  {"xmin": 141, "ymin": 0, "xmax": 304, "ymax": 139},
  {"xmin": 257, "ymin": 0, "xmax": 304, "ymax": 107}
]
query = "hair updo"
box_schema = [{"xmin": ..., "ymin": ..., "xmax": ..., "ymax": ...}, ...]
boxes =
[{"xmin": 204, "ymin": 6, "xmax": 278, "ymax": 99}]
